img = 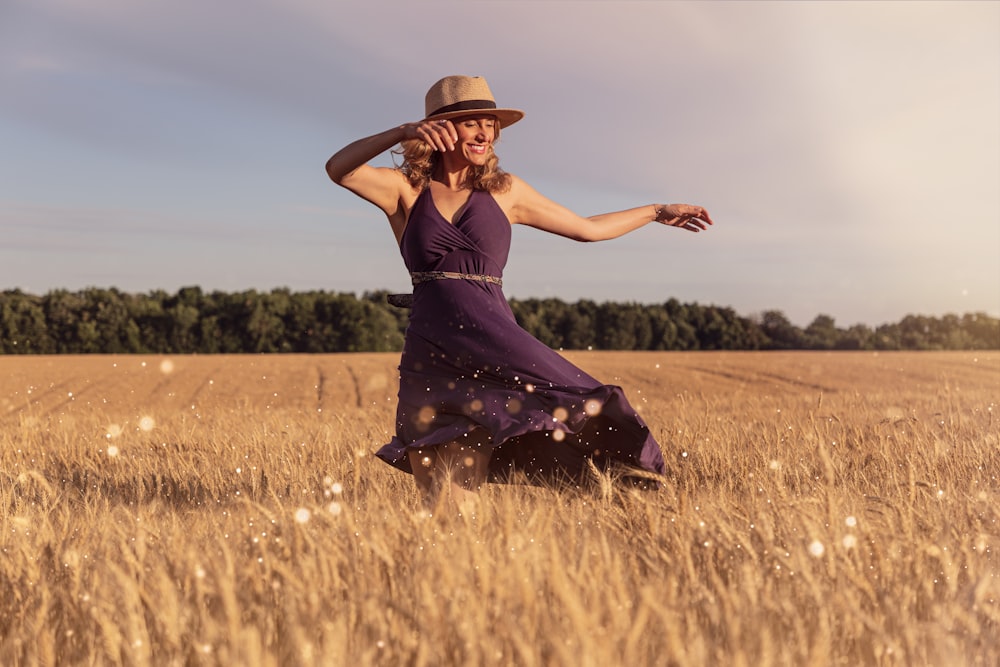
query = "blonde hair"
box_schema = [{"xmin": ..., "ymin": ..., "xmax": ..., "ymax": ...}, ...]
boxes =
[{"xmin": 393, "ymin": 126, "xmax": 512, "ymax": 194}]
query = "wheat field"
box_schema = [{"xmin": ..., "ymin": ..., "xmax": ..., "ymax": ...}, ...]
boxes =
[{"xmin": 1, "ymin": 351, "xmax": 997, "ymax": 666}]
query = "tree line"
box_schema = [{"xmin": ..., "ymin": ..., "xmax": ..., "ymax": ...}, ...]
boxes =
[{"xmin": 1, "ymin": 287, "xmax": 996, "ymax": 354}]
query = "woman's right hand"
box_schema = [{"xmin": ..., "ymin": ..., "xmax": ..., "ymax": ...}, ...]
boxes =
[{"xmin": 403, "ymin": 119, "xmax": 459, "ymax": 152}]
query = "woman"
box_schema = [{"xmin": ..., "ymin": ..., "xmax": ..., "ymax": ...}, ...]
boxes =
[{"xmin": 326, "ymin": 75, "xmax": 712, "ymax": 512}]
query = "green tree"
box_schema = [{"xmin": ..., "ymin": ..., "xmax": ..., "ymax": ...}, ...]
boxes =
[
  {"xmin": 962, "ymin": 312, "xmax": 1000, "ymax": 349},
  {"xmin": 510, "ymin": 299, "xmax": 560, "ymax": 349},
  {"xmin": 805, "ymin": 314, "xmax": 839, "ymax": 350},
  {"xmin": 84, "ymin": 287, "xmax": 141, "ymax": 353},
  {"xmin": 647, "ymin": 307, "xmax": 678, "ymax": 350},
  {"xmin": 836, "ymin": 324, "xmax": 874, "ymax": 350},
  {"xmin": 43, "ymin": 290, "xmax": 89, "ymax": 353},
  {"xmin": 596, "ymin": 302, "xmax": 652, "ymax": 350},
  {"xmin": 664, "ymin": 299, "xmax": 700, "ymax": 350},
  {"xmin": 0, "ymin": 290, "xmax": 51, "ymax": 353},
  {"xmin": 759, "ymin": 310, "xmax": 805, "ymax": 350},
  {"xmin": 561, "ymin": 300, "xmax": 597, "ymax": 350}
]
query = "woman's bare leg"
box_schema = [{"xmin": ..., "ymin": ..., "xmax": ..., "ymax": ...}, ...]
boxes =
[{"xmin": 407, "ymin": 430, "xmax": 491, "ymax": 515}]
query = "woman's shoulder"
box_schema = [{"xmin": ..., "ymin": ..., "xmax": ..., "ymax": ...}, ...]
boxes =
[
  {"xmin": 494, "ymin": 172, "xmax": 530, "ymax": 198},
  {"xmin": 504, "ymin": 171, "xmax": 525, "ymax": 187},
  {"xmin": 496, "ymin": 172, "xmax": 543, "ymax": 203},
  {"xmin": 491, "ymin": 172, "xmax": 534, "ymax": 223}
]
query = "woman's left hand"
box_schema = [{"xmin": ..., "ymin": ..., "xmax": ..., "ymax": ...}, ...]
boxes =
[{"xmin": 654, "ymin": 204, "xmax": 714, "ymax": 232}]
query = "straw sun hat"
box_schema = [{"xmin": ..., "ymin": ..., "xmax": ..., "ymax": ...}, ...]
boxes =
[{"xmin": 424, "ymin": 75, "xmax": 524, "ymax": 128}]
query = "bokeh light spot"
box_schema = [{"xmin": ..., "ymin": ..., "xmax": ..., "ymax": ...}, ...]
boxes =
[
  {"xmin": 417, "ymin": 405, "xmax": 436, "ymax": 425},
  {"xmin": 808, "ymin": 540, "xmax": 825, "ymax": 557}
]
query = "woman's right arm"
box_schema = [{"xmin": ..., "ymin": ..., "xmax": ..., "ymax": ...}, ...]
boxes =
[
  {"xmin": 325, "ymin": 126, "xmax": 409, "ymax": 215},
  {"xmin": 325, "ymin": 121, "xmax": 459, "ymax": 215}
]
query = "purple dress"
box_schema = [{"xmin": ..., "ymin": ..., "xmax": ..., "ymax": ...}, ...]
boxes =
[{"xmin": 375, "ymin": 187, "xmax": 666, "ymax": 483}]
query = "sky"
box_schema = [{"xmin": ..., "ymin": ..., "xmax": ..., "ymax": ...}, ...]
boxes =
[{"xmin": 1, "ymin": 0, "xmax": 997, "ymax": 328}]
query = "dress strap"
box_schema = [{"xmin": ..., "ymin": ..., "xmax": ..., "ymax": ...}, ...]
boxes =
[{"xmin": 411, "ymin": 271, "xmax": 503, "ymax": 287}]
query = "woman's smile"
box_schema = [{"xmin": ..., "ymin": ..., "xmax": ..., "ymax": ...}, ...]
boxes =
[{"xmin": 449, "ymin": 115, "xmax": 496, "ymax": 163}]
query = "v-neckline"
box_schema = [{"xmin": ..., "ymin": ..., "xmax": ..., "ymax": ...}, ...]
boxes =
[{"xmin": 428, "ymin": 183, "xmax": 474, "ymax": 225}]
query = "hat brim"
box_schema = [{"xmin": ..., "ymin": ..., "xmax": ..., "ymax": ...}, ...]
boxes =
[{"xmin": 424, "ymin": 108, "xmax": 524, "ymax": 128}]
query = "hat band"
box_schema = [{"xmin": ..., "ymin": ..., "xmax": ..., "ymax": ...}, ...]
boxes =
[{"xmin": 428, "ymin": 99, "xmax": 497, "ymax": 117}]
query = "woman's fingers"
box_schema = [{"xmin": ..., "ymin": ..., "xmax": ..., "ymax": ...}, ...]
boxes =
[
  {"xmin": 659, "ymin": 204, "xmax": 713, "ymax": 232},
  {"xmin": 418, "ymin": 119, "xmax": 457, "ymax": 152},
  {"xmin": 684, "ymin": 218, "xmax": 708, "ymax": 231}
]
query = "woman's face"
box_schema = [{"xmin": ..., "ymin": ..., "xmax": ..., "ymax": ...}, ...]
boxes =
[{"xmin": 450, "ymin": 115, "xmax": 497, "ymax": 165}]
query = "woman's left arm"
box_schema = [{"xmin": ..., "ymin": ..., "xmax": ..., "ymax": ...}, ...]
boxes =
[{"xmin": 507, "ymin": 175, "xmax": 712, "ymax": 242}]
